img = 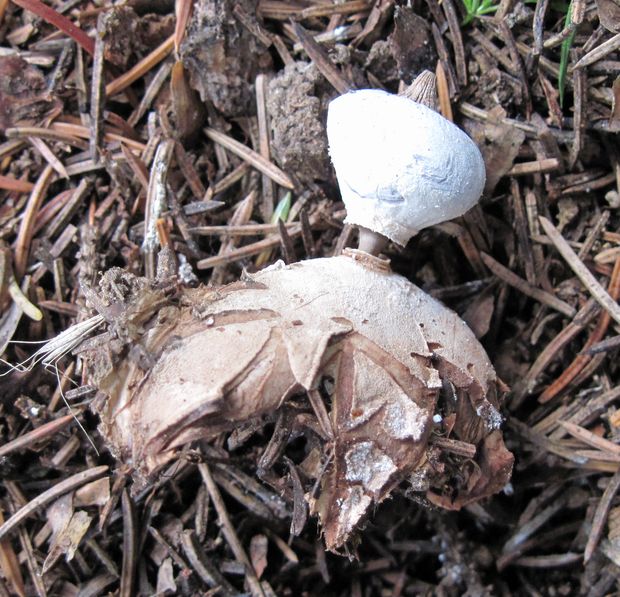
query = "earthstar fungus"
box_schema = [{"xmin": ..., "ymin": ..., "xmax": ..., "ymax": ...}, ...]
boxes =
[{"xmin": 76, "ymin": 75, "xmax": 513, "ymax": 552}]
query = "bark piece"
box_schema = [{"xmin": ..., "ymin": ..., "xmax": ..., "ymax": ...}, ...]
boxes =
[{"xmin": 179, "ymin": 0, "xmax": 264, "ymax": 117}]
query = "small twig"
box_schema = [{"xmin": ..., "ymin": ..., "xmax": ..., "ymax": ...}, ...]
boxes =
[
  {"xmin": 511, "ymin": 179, "xmax": 536, "ymax": 285},
  {"xmin": 430, "ymin": 21, "xmax": 457, "ymax": 96},
  {"xmin": 11, "ymin": 0, "xmax": 95, "ymax": 55},
  {"xmin": 204, "ymin": 163, "xmax": 250, "ymax": 201},
  {"xmin": 292, "ymin": 23, "xmax": 361, "ymax": 52},
  {"xmin": 501, "ymin": 486, "xmax": 567, "ymax": 555},
  {"xmin": 277, "ymin": 219, "xmax": 296, "ymax": 264},
  {"xmin": 560, "ymin": 421, "xmax": 620, "ymax": 457},
  {"xmin": 27, "ymin": 136, "xmax": 69, "ymax": 179},
  {"xmin": 538, "ymin": 256, "xmax": 620, "ymax": 402},
  {"xmin": 6, "ymin": 126, "xmax": 89, "ymax": 151},
  {"xmin": 143, "ymin": 139, "xmax": 174, "ymax": 279},
  {"xmin": 436, "ymin": 222, "xmax": 486, "ymax": 278},
  {"xmin": 258, "ymin": 0, "xmax": 369, "ymax": 19},
  {"xmin": 512, "ymin": 300, "xmax": 599, "ymax": 404},
  {"xmin": 121, "ymin": 143, "xmax": 149, "ymax": 191},
  {"xmin": 148, "ymin": 526, "xmax": 188, "ymax": 572},
  {"xmin": 574, "ymin": 32, "xmax": 620, "ymax": 69},
  {"xmin": 233, "ymin": 7, "xmax": 271, "ymax": 47},
  {"xmin": 127, "ymin": 58, "xmax": 174, "ymax": 127},
  {"xmin": 98, "ymin": 471, "xmax": 128, "ymax": 533},
  {"xmin": 284, "ymin": 457, "xmax": 307, "ymax": 536},
  {"xmin": 14, "ymin": 164, "xmax": 55, "ymax": 280},
  {"xmin": 441, "ymin": 0, "xmax": 467, "ymax": 85},
  {"xmin": 45, "ymin": 177, "xmax": 91, "ymax": 238},
  {"xmin": 291, "ymin": 22, "xmax": 353, "ymax": 94},
  {"xmin": 205, "ymin": 128, "xmax": 294, "ymax": 189},
  {"xmin": 586, "ymin": 334, "xmax": 620, "ymax": 354},
  {"xmin": 190, "ymin": 222, "xmax": 300, "ymax": 236},
  {"xmin": 532, "ymin": 0, "xmax": 550, "ymax": 68},
  {"xmin": 299, "ymin": 208, "xmax": 315, "ymax": 257},
  {"xmin": 174, "ymin": 0, "xmax": 193, "ymax": 52},
  {"xmin": 0, "ymin": 466, "xmax": 108, "ymax": 541},
  {"xmin": 497, "ymin": 22, "xmax": 532, "ymax": 118},
  {"xmin": 90, "ymin": 14, "xmax": 106, "ymax": 162},
  {"xmin": 51, "ymin": 121, "xmax": 146, "ymax": 152},
  {"xmin": 480, "ymin": 252, "xmax": 576, "ymax": 318},
  {"xmin": 181, "ymin": 530, "xmax": 237, "ymax": 595},
  {"xmin": 174, "ymin": 141, "xmax": 205, "ymax": 199},
  {"xmin": 430, "ymin": 436, "xmax": 477, "ymax": 458},
  {"xmin": 0, "ymin": 175, "xmax": 33, "ymax": 193},
  {"xmin": 0, "ymin": 510, "xmax": 25, "ymax": 597},
  {"xmin": 513, "ymin": 553, "xmax": 582, "ymax": 568},
  {"xmin": 197, "ymin": 227, "xmax": 303, "ymax": 270},
  {"xmin": 578, "ymin": 211, "xmax": 610, "ymax": 260},
  {"xmin": 256, "ymin": 73, "xmax": 275, "ymax": 221},
  {"xmin": 539, "ymin": 217, "xmax": 620, "ymax": 327},
  {"xmin": 569, "ymin": 57, "xmax": 585, "ymax": 169},
  {"xmin": 17, "ymin": 525, "xmax": 45, "ymax": 597},
  {"xmin": 210, "ymin": 191, "xmax": 255, "ymax": 282},
  {"xmin": 119, "ymin": 489, "xmax": 137, "ymax": 597},
  {"xmin": 508, "ymin": 158, "xmax": 560, "ymax": 176},
  {"xmin": 584, "ymin": 469, "xmax": 620, "ymax": 563},
  {"xmin": 0, "ymin": 415, "xmax": 74, "ymax": 458},
  {"xmin": 559, "ymin": 172, "xmax": 616, "ymax": 197},
  {"xmin": 198, "ymin": 463, "xmax": 265, "ymax": 597},
  {"xmin": 551, "ymin": 386, "xmax": 620, "ymax": 441},
  {"xmin": 299, "ymin": 0, "xmax": 369, "ymax": 18},
  {"xmin": 106, "ymin": 33, "xmax": 174, "ymax": 97}
]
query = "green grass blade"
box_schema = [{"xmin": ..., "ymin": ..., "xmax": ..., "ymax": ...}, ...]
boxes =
[
  {"xmin": 558, "ymin": 1, "xmax": 575, "ymax": 108},
  {"xmin": 271, "ymin": 192, "xmax": 292, "ymax": 224}
]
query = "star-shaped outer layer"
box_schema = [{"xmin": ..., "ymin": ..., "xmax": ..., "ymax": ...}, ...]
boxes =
[{"xmin": 88, "ymin": 252, "xmax": 512, "ymax": 551}]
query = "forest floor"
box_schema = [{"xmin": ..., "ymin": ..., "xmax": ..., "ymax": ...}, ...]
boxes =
[{"xmin": 0, "ymin": 0, "xmax": 620, "ymax": 595}]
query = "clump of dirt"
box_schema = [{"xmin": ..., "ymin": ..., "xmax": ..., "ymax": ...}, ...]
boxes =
[
  {"xmin": 267, "ymin": 62, "xmax": 332, "ymax": 183},
  {"xmin": 179, "ymin": 0, "xmax": 266, "ymax": 117}
]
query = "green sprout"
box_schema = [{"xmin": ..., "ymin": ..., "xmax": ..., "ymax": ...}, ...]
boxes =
[
  {"xmin": 558, "ymin": 0, "xmax": 576, "ymax": 107},
  {"xmin": 271, "ymin": 191, "xmax": 292, "ymax": 224},
  {"xmin": 256, "ymin": 192, "xmax": 293, "ymax": 266},
  {"xmin": 461, "ymin": 0, "xmax": 500, "ymax": 25}
]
